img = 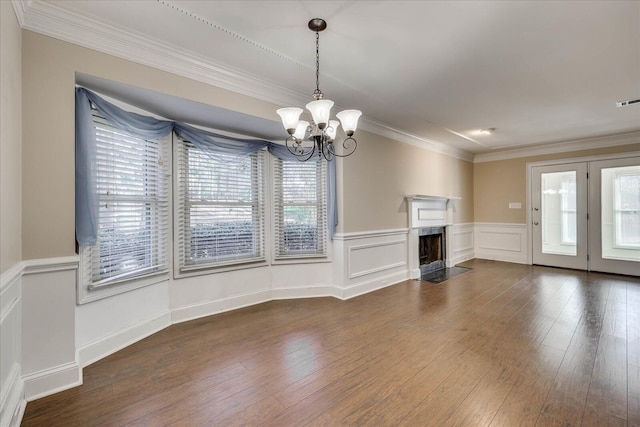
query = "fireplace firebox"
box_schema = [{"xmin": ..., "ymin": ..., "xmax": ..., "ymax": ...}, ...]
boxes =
[{"xmin": 419, "ymin": 227, "xmax": 446, "ymax": 274}]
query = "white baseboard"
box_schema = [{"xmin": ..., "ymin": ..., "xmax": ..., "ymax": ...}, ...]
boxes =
[
  {"xmin": 23, "ymin": 360, "xmax": 82, "ymax": 402},
  {"xmin": 78, "ymin": 311, "xmax": 172, "ymax": 368},
  {"xmin": 171, "ymin": 289, "xmax": 271, "ymax": 324}
]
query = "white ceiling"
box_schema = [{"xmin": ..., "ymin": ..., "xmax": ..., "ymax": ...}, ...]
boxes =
[{"xmin": 23, "ymin": 1, "xmax": 640, "ymax": 156}]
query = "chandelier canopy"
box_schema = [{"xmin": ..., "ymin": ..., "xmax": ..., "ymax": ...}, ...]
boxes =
[{"xmin": 277, "ymin": 18, "xmax": 362, "ymax": 162}]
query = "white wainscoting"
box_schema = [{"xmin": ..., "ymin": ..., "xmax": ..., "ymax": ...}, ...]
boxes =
[
  {"xmin": 449, "ymin": 223, "xmax": 475, "ymax": 266},
  {"xmin": 474, "ymin": 223, "xmax": 528, "ymax": 264},
  {"xmin": 0, "ymin": 263, "xmax": 25, "ymax": 427},
  {"xmin": 77, "ymin": 293, "xmax": 172, "ymax": 368},
  {"xmin": 333, "ymin": 229, "xmax": 410, "ymax": 299},
  {"xmin": 21, "ymin": 257, "xmax": 81, "ymax": 401}
]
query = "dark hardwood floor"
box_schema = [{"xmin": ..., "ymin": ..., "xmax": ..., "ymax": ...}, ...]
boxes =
[{"xmin": 22, "ymin": 259, "xmax": 640, "ymax": 426}]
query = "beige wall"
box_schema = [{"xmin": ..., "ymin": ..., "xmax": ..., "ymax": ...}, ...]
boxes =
[
  {"xmin": 22, "ymin": 31, "xmax": 284, "ymax": 259},
  {"xmin": 1, "ymin": 2, "xmax": 22, "ymax": 273},
  {"xmin": 22, "ymin": 31, "xmax": 475, "ymax": 258},
  {"xmin": 474, "ymin": 143, "xmax": 640, "ymax": 224},
  {"xmin": 340, "ymin": 133, "xmax": 473, "ymax": 233}
]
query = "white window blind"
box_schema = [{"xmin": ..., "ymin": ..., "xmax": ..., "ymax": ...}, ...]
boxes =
[
  {"xmin": 273, "ymin": 158, "xmax": 327, "ymax": 258},
  {"xmin": 82, "ymin": 108, "xmax": 170, "ymax": 290},
  {"xmin": 175, "ymin": 138, "xmax": 265, "ymax": 271}
]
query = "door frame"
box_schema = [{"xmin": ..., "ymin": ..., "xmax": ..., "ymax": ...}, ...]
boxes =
[
  {"xmin": 531, "ymin": 162, "xmax": 588, "ymax": 270},
  {"xmin": 526, "ymin": 151, "xmax": 640, "ymax": 266}
]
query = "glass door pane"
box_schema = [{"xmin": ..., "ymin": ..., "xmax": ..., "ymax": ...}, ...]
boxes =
[
  {"xmin": 541, "ymin": 171, "xmax": 577, "ymax": 256},
  {"xmin": 588, "ymin": 157, "xmax": 640, "ymax": 276},
  {"xmin": 600, "ymin": 165, "xmax": 640, "ymax": 262},
  {"xmin": 532, "ymin": 163, "xmax": 587, "ymax": 270}
]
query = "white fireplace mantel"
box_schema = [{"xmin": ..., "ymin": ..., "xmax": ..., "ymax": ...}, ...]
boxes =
[
  {"xmin": 406, "ymin": 195, "xmax": 461, "ymax": 278},
  {"xmin": 406, "ymin": 195, "xmax": 461, "ymax": 229}
]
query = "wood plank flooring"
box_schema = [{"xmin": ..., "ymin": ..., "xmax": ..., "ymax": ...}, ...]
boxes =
[{"xmin": 21, "ymin": 259, "xmax": 640, "ymax": 426}]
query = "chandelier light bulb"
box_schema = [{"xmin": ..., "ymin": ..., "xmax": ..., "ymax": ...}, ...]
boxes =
[
  {"xmin": 276, "ymin": 107, "xmax": 303, "ymax": 134},
  {"xmin": 305, "ymin": 99, "xmax": 334, "ymax": 129},
  {"xmin": 326, "ymin": 120, "xmax": 340, "ymax": 141},
  {"xmin": 293, "ymin": 120, "xmax": 309, "ymax": 140},
  {"xmin": 336, "ymin": 110, "xmax": 362, "ymax": 136}
]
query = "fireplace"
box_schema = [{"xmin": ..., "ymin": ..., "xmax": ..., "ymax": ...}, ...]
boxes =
[
  {"xmin": 419, "ymin": 227, "xmax": 446, "ymax": 274},
  {"xmin": 406, "ymin": 195, "xmax": 460, "ymax": 279}
]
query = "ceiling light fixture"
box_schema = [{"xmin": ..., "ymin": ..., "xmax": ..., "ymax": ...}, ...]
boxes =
[
  {"xmin": 277, "ymin": 18, "xmax": 362, "ymax": 161},
  {"xmin": 478, "ymin": 128, "xmax": 496, "ymax": 135}
]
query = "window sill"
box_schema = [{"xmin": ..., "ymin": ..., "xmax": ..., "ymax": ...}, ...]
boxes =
[
  {"xmin": 174, "ymin": 259, "xmax": 269, "ymax": 279},
  {"xmin": 78, "ymin": 270, "xmax": 170, "ymax": 304},
  {"xmin": 271, "ymin": 256, "xmax": 331, "ymax": 266}
]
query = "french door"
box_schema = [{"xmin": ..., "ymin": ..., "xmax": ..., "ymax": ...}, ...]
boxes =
[
  {"xmin": 531, "ymin": 156, "xmax": 639, "ymax": 276},
  {"xmin": 588, "ymin": 157, "xmax": 640, "ymax": 276},
  {"xmin": 532, "ymin": 163, "xmax": 588, "ymax": 270}
]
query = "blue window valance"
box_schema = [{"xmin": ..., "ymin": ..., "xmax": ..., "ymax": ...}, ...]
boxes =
[{"xmin": 75, "ymin": 87, "xmax": 337, "ymax": 245}]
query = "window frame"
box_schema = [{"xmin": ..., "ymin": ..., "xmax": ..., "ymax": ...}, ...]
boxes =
[
  {"xmin": 78, "ymin": 106, "xmax": 171, "ymax": 304},
  {"xmin": 173, "ymin": 136, "xmax": 268, "ymax": 277},
  {"xmin": 272, "ymin": 156, "xmax": 329, "ymax": 261},
  {"xmin": 613, "ymin": 169, "xmax": 640, "ymax": 249}
]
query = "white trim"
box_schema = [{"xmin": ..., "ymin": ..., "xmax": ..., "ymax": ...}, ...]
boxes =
[
  {"xmin": 22, "ymin": 256, "xmax": 79, "ymax": 275},
  {"xmin": 9, "ymin": 0, "xmax": 26, "ymax": 27},
  {"xmin": 0, "ymin": 263, "xmax": 23, "ymax": 293},
  {"xmin": 348, "ymin": 240, "xmax": 407, "ymax": 279},
  {"xmin": 170, "ymin": 289, "xmax": 271, "ymax": 324},
  {"xmin": 526, "ymin": 151, "xmax": 640, "ymax": 264},
  {"xmin": 361, "ymin": 118, "xmax": 474, "ymax": 161},
  {"xmin": 339, "ymin": 271, "xmax": 409, "ymax": 300},
  {"xmin": 474, "ymin": 223, "xmax": 528, "ymax": 264},
  {"xmin": 473, "ymin": 222, "xmax": 531, "ymax": 229},
  {"xmin": 0, "ymin": 263, "xmax": 23, "ymax": 427},
  {"xmin": 333, "ymin": 228, "xmax": 409, "ymax": 241},
  {"xmin": 270, "ymin": 284, "xmax": 341, "ymax": 300},
  {"xmin": 14, "ymin": 0, "xmax": 473, "ymax": 162},
  {"xmin": 449, "ymin": 223, "xmax": 475, "ymax": 266},
  {"xmin": 0, "ymin": 364, "xmax": 24, "ymax": 427},
  {"xmin": 22, "ymin": 360, "xmax": 82, "ymax": 402},
  {"xmin": 474, "ymin": 132, "xmax": 640, "ymax": 163},
  {"xmin": 78, "ymin": 311, "xmax": 172, "ymax": 368},
  {"xmin": 0, "ymin": 267, "xmax": 21, "ymax": 319}
]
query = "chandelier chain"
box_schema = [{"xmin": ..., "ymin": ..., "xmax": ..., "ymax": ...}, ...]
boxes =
[{"xmin": 314, "ymin": 31, "xmax": 322, "ymax": 99}]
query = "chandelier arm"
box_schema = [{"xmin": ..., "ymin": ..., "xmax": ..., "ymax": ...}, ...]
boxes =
[
  {"xmin": 298, "ymin": 145, "xmax": 318, "ymax": 162},
  {"xmin": 285, "ymin": 136, "xmax": 316, "ymax": 159},
  {"xmin": 319, "ymin": 136, "xmax": 334, "ymax": 162},
  {"xmin": 326, "ymin": 137, "xmax": 357, "ymax": 158}
]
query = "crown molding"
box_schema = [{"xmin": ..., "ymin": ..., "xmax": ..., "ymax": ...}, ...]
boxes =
[
  {"xmin": 473, "ymin": 131, "xmax": 640, "ymax": 163},
  {"xmin": 14, "ymin": 0, "xmax": 473, "ymax": 162},
  {"xmin": 10, "ymin": 0, "xmax": 27, "ymax": 26},
  {"xmin": 361, "ymin": 118, "xmax": 474, "ymax": 162}
]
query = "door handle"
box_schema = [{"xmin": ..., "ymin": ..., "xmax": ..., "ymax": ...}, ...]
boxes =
[
  {"xmin": 533, "ymin": 221, "xmax": 539, "ymax": 225},
  {"xmin": 534, "ymin": 207, "xmax": 539, "ymax": 211}
]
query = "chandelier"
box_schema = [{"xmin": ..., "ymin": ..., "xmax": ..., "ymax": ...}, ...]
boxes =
[{"xmin": 277, "ymin": 18, "xmax": 362, "ymax": 161}]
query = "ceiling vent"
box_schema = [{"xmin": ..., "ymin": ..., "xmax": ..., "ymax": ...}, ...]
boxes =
[{"xmin": 616, "ymin": 99, "xmax": 640, "ymax": 107}]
